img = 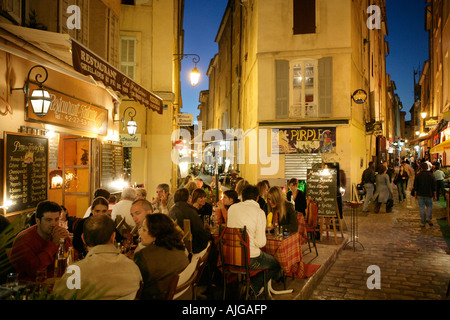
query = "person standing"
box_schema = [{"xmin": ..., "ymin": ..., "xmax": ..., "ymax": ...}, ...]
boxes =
[
  {"xmin": 361, "ymin": 162, "xmax": 376, "ymax": 212},
  {"xmin": 372, "ymin": 165, "xmax": 394, "ymax": 213},
  {"xmin": 394, "ymin": 164, "xmax": 409, "ymax": 202},
  {"xmin": 414, "ymin": 162, "xmax": 436, "ymax": 227},
  {"xmin": 433, "ymin": 164, "xmax": 446, "ymax": 200}
]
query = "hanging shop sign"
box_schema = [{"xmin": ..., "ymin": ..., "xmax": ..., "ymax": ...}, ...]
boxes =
[
  {"xmin": 176, "ymin": 113, "xmax": 194, "ymax": 126},
  {"xmin": 26, "ymin": 83, "xmax": 108, "ymax": 135},
  {"xmin": 425, "ymin": 117, "xmax": 439, "ymax": 128},
  {"xmin": 351, "ymin": 89, "xmax": 368, "ymax": 104},
  {"xmin": 119, "ymin": 133, "xmax": 142, "ymax": 147},
  {"xmin": 272, "ymin": 127, "xmax": 336, "ymax": 154},
  {"xmin": 71, "ymin": 40, "xmax": 163, "ymax": 114}
]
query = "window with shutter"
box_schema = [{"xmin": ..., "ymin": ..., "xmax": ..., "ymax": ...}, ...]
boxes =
[
  {"xmin": 276, "ymin": 60, "xmax": 290, "ymax": 119},
  {"xmin": 318, "ymin": 57, "xmax": 333, "ymax": 117},
  {"xmin": 291, "ymin": 60, "xmax": 318, "ymax": 118},
  {"xmin": 120, "ymin": 36, "xmax": 137, "ymax": 80},
  {"xmin": 293, "ymin": 0, "xmax": 316, "ymax": 35}
]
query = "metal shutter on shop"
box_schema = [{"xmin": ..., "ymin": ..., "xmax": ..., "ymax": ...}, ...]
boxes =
[{"xmin": 284, "ymin": 153, "xmax": 323, "ymax": 181}]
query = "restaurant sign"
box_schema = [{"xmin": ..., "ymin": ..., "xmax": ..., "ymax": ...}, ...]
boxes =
[
  {"xmin": 272, "ymin": 127, "xmax": 336, "ymax": 154},
  {"xmin": 71, "ymin": 40, "xmax": 163, "ymax": 114},
  {"xmin": 119, "ymin": 133, "xmax": 141, "ymax": 147},
  {"xmin": 26, "ymin": 83, "xmax": 108, "ymax": 135}
]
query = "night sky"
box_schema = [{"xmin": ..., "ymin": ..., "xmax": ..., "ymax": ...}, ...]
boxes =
[{"xmin": 181, "ymin": 0, "xmax": 430, "ymax": 123}]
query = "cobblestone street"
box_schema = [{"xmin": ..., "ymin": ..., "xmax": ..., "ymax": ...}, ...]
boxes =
[{"xmin": 309, "ymin": 194, "xmax": 450, "ymax": 300}]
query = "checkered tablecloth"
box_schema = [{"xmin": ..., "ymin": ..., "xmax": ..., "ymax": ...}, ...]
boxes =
[{"xmin": 263, "ymin": 232, "xmax": 305, "ymax": 278}]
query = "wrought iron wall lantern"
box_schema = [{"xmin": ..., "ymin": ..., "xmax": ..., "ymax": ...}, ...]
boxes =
[
  {"xmin": 174, "ymin": 53, "xmax": 201, "ymax": 86},
  {"xmin": 10, "ymin": 65, "xmax": 52, "ymax": 117},
  {"xmin": 121, "ymin": 106, "xmax": 137, "ymax": 136}
]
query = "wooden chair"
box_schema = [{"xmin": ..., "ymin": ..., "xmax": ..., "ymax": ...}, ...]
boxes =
[
  {"xmin": 305, "ymin": 199, "xmax": 319, "ymax": 256},
  {"xmin": 182, "ymin": 219, "xmax": 193, "ymax": 257},
  {"xmin": 191, "ymin": 241, "xmax": 212, "ymax": 299},
  {"xmin": 166, "ymin": 255, "xmax": 200, "ymax": 300},
  {"xmin": 217, "ymin": 225, "xmax": 268, "ymax": 300}
]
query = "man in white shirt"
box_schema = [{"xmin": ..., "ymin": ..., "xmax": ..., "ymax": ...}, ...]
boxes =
[
  {"xmin": 111, "ymin": 187, "xmax": 137, "ymax": 228},
  {"xmin": 227, "ymin": 185, "xmax": 281, "ymax": 296}
]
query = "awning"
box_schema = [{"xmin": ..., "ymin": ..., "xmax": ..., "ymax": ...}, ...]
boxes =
[
  {"xmin": 0, "ymin": 23, "xmax": 163, "ymax": 114},
  {"xmin": 409, "ymin": 126, "xmax": 438, "ymax": 144},
  {"xmin": 430, "ymin": 139, "xmax": 450, "ymax": 153}
]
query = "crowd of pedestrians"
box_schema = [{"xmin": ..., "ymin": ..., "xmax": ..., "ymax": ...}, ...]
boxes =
[{"xmin": 360, "ymin": 156, "xmax": 447, "ymax": 227}]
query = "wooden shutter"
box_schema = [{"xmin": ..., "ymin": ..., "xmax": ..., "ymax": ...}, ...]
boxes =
[
  {"xmin": 293, "ymin": 0, "xmax": 316, "ymax": 35},
  {"xmin": 318, "ymin": 57, "xmax": 333, "ymax": 117},
  {"xmin": 276, "ymin": 60, "xmax": 290, "ymax": 119}
]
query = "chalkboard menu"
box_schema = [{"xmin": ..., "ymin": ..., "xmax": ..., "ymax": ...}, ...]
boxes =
[
  {"xmin": 306, "ymin": 168, "xmax": 337, "ymax": 216},
  {"xmin": 101, "ymin": 142, "xmax": 124, "ymax": 193},
  {"xmin": 3, "ymin": 132, "xmax": 49, "ymax": 215}
]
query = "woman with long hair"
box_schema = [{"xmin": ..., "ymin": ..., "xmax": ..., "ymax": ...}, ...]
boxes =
[
  {"xmin": 215, "ymin": 189, "xmax": 240, "ymax": 224},
  {"xmin": 267, "ymin": 186, "xmax": 298, "ymax": 233},
  {"xmin": 134, "ymin": 213, "xmax": 188, "ymax": 299}
]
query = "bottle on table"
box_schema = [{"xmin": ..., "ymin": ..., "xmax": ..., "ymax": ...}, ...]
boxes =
[{"xmin": 54, "ymin": 238, "xmax": 67, "ymax": 278}]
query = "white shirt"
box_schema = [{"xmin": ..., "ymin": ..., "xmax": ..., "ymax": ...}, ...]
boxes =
[
  {"xmin": 227, "ymin": 200, "xmax": 266, "ymax": 258},
  {"xmin": 111, "ymin": 200, "xmax": 135, "ymax": 227}
]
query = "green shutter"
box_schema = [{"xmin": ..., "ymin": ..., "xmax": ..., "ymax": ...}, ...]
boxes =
[
  {"xmin": 276, "ymin": 60, "xmax": 290, "ymax": 119},
  {"xmin": 318, "ymin": 57, "xmax": 333, "ymax": 117}
]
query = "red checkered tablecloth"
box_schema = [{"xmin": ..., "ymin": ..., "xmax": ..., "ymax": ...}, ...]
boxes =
[{"xmin": 263, "ymin": 232, "xmax": 305, "ymax": 278}]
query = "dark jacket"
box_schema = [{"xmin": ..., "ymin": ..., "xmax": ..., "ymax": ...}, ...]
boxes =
[
  {"xmin": 413, "ymin": 171, "xmax": 436, "ymax": 198},
  {"xmin": 134, "ymin": 244, "xmax": 189, "ymax": 300},
  {"xmin": 361, "ymin": 167, "xmax": 376, "ymax": 184},
  {"xmin": 286, "ymin": 190, "xmax": 307, "ymax": 214},
  {"xmin": 257, "ymin": 197, "xmax": 268, "ymax": 215},
  {"xmin": 169, "ymin": 201, "xmax": 210, "ymax": 254}
]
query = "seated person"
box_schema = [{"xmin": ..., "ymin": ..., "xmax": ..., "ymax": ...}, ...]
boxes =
[
  {"xmin": 111, "ymin": 187, "xmax": 137, "ymax": 228},
  {"xmin": 9, "ymin": 201, "xmax": 72, "ymax": 281},
  {"xmin": 73, "ymin": 196, "xmax": 113, "ymax": 259},
  {"xmin": 267, "ymin": 186, "xmax": 299, "ymax": 233},
  {"xmin": 215, "ymin": 189, "xmax": 240, "ymax": 224},
  {"xmin": 133, "ymin": 213, "xmax": 189, "ymax": 299},
  {"xmin": 169, "ymin": 188, "xmax": 210, "ymax": 254},
  {"xmin": 227, "ymin": 185, "xmax": 281, "ymax": 296},
  {"xmin": 151, "ymin": 184, "xmax": 175, "ymax": 214},
  {"xmin": 191, "ymin": 188, "xmax": 213, "ymax": 218},
  {"xmin": 53, "ymin": 214, "xmax": 142, "ymax": 300}
]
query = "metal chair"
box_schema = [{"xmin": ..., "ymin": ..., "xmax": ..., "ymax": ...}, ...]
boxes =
[{"xmin": 218, "ymin": 225, "xmax": 268, "ymax": 300}]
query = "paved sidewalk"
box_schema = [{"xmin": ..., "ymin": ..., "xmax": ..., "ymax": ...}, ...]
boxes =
[{"xmin": 308, "ymin": 194, "xmax": 450, "ymax": 300}]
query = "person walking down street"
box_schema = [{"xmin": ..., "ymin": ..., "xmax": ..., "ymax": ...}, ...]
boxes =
[
  {"xmin": 413, "ymin": 162, "xmax": 436, "ymax": 227},
  {"xmin": 372, "ymin": 165, "xmax": 394, "ymax": 213},
  {"xmin": 361, "ymin": 162, "xmax": 376, "ymax": 212},
  {"xmin": 394, "ymin": 164, "xmax": 409, "ymax": 202},
  {"xmin": 433, "ymin": 164, "xmax": 446, "ymax": 200}
]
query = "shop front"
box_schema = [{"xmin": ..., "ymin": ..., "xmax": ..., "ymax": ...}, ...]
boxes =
[{"xmin": 0, "ymin": 24, "xmax": 162, "ymax": 219}]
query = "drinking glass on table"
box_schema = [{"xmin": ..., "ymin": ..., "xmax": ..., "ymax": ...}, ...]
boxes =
[{"xmin": 6, "ymin": 273, "xmax": 19, "ymax": 288}]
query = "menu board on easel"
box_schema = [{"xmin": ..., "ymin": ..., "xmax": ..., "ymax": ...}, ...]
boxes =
[
  {"xmin": 306, "ymin": 168, "xmax": 338, "ymax": 216},
  {"xmin": 101, "ymin": 142, "xmax": 124, "ymax": 193},
  {"xmin": 3, "ymin": 132, "xmax": 49, "ymax": 216}
]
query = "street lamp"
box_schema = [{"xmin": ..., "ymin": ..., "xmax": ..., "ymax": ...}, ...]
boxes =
[
  {"xmin": 174, "ymin": 54, "xmax": 201, "ymax": 86},
  {"xmin": 121, "ymin": 106, "xmax": 137, "ymax": 135},
  {"xmin": 421, "ymin": 112, "xmax": 427, "ymax": 119},
  {"xmin": 10, "ymin": 65, "xmax": 52, "ymax": 117}
]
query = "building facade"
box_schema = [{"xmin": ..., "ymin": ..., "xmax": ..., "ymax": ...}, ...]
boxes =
[{"xmin": 201, "ymin": 0, "xmax": 392, "ymax": 196}]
